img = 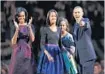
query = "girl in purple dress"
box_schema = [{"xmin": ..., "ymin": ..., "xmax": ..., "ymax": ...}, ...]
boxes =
[{"xmin": 9, "ymin": 7, "xmax": 35, "ymax": 74}]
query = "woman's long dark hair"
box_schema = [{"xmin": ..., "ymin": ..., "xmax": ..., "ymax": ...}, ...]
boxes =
[
  {"xmin": 15, "ymin": 7, "xmax": 28, "ymax": 23},
  {"xmin": 46, "ymin": 9, "xmax": 59, "ymax": 26}
]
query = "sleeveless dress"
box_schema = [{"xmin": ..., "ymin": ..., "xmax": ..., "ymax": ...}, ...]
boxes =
[{"xmin": 9, "ymin": 25, "xmax": 34, "ymax": 74}]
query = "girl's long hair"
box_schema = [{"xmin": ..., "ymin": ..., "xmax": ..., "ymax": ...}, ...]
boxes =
[{"xmin": 46, "ymin": 9, "xmax": 59, "ymax": 26}]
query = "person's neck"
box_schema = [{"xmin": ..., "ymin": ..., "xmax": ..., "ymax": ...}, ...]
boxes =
[
  {"xmin": 76, "ymin": 17, "xmax": 83, "ymax": 24},
  {"xmin": 19, "ymin": 22, "xmax": 27, "ymax": 26},
  {"xmin": 61, "ymin": 31, "xmax": 68, "ymax": 37},
  {"xmin": 50, "ymin": 23, "xmax": 56, "ymax": 27}
]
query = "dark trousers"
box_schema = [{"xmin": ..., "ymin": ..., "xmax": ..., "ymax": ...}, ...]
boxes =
[{"xmin": 77, "ymin": 60, "xmax": 95, "ymax": 74}]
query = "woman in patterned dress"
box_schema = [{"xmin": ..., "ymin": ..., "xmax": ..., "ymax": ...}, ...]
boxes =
[
  {"xmin": 9, "ymin": 7, "xmax": 35, "ymax": 74},
  {"xmin": 60, "ymin": 17, "xmax": 77, "ymax": 74}
]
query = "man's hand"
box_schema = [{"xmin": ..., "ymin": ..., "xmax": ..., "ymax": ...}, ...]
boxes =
[{"xmin": 79, "ymin": 21, "xmax": 85, "ymax": 26}]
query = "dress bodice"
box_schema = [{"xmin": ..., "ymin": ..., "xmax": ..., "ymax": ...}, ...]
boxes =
[{"xmin": 17, "ymin": 25, "xmax": 30, "ymax": 43}]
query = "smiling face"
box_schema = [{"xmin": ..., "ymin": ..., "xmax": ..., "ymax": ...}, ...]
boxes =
[
  {"xmin": 18, "ymin": 11, "xmax": 25, "ymax": 24},
  {"xmin": 49, "ymin": 11, "xmax": 57, "ymax": 25},
  {"xmin": 73, "ymin": 7, "xmax": 83, "ymax": 22}
]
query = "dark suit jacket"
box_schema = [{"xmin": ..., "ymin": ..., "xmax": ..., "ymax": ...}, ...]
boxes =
[{"xmin": 73, "ymin": 18, "xmax": 96, "ymax": 65}]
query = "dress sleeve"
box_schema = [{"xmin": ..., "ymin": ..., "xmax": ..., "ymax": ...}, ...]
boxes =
[
  {"xmin": 68, "ymin": 34, "xmax": 75, "ymax": 55},
  {"xmin": 70, "ymin": 34, "xmax": 75, "ymax": 46},
  {"xmin": 40, "ymin": 27, "xmax": 46, "ymax": 51},
  {"xmin": 31, "ymin": 25, "xmax": 35, "ymax": 36}
]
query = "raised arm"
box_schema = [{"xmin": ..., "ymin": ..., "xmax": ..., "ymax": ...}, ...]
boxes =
[
  {"xmin": 11, "ymin": 20, "xmax": 19, "ymax": 45},
  {"xmin": 28, "ymin": 17, "xmax": 35, "ymax": 42},
  {"xmin": 78, "ymin": 18, "xmax": 91, "ymax": 39},
  {"xmin": 28, "ymin": 25, "xmax": 35, "ymax": 42},
  {"xmin": 79, "ymin": 18, "xmax": 91, "ymax": 30}
]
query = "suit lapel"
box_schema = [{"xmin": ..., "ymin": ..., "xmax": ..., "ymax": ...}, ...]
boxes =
[{"xmin": 73, "ymin": 23, "xmax": 79, "ymax": 41}]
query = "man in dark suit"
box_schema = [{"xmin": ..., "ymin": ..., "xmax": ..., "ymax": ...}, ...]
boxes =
[{"xmin": 73, "ymin": 6, "xmax": 96, "ymax": 74}]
